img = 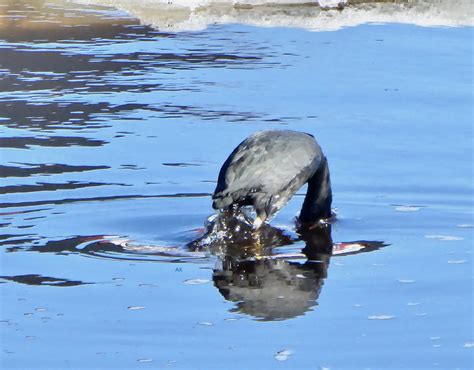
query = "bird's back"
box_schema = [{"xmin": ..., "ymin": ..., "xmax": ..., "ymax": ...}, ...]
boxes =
[{"xmin": 212, "ymin": 130, "xmax": 323, "ymax": 216}]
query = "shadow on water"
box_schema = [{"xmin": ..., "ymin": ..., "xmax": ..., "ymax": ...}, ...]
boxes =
[{"xmin": 1, "ymin": 212, "xmax": 387, "ymax": 320}]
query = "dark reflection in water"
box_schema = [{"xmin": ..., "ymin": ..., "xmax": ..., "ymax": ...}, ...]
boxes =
[
  {"xmin": 213, "ymin": 225, "xmax": 333, "ymax": 321},
  {"xmin": 0, "ymin": 192, "xmax": 210, "ymax": 208},
  {"xmin": 0, "ymin": 181, "xmax": 128, "ymax": 195},
  {"xmin": 0, "ymin": 163, "xmax": 109, "ymax": 178},
  {"xmin": 6, "ymin": 235, "xmax": 126, "ymax": 255},
  {"xmin": 0, "ymin": 101, "xmax": 146, "ymax": 131},
  {"xmin": 4, "ymin": 234, "xmax": 209, "ymax": 263},
  {"xmin": 162, "ymin": 162, "xmax": 202, "ymax": 167},
  {"xmin": 188, "ymin": 213, "xmax": 386, "ymax": 320},
  {"xmin": 0, "ymin": 274, "xmax": 90, "ymax": 287},
  {"xmin": 0, "ymin": 136, "xmax": 107, "ymax": 149},
  {"xmin": 0, "ymin": 234, "xmax": 37, "ymax": 247},
  {"xmin": 215, "ymin": 258, "xmax": 327, "ymax": 321}
]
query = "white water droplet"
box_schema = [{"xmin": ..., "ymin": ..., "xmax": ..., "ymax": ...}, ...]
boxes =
[
  {"xmin": 398, "ymin": 279, "xmax": 415, "ymax": 283},
  {"xmin": 137, "ymin": 358, "xmax": 153, "ymax": 363},
  {"xmin": 198, "ymin": 321, "xmax": 213, "ymax": 326},
  {"xmin": 274, "ymin": 349, "xmax": 293, "ymax": 361},
  {"xmin": 183, "ymin": 279, "xmax": 209, "ymax": 285},
  {"xmin": 395, "ymin": 205, "xmax": 421, "ymax": 212},
  {"xmin": 447, "ymin": 260, "xmax": 467, "ymax": 264},
  {"xmin": 425, "ymin": 235, "xmax": 464, "ymax": 241},
  {"xmin": 457, "ymin": 224, "xmax": 473, "ymax": 228},
  {"xmin": 368, "ymin": 315, "xmax": 394, "ymax": 320},
  {"xmin": 128, "ymin": 306, "xmax": 145, "ymax": 310}
]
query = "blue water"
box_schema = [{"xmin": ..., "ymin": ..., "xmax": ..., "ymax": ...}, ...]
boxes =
[{"xmin": 0, "ymin": 1, "xmax": 473, "ymax": 369}]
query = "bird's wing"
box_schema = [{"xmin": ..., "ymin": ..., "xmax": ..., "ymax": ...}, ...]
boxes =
[{"xmin": 214, "ymin": 131, "xmax": 322, "ymax": 211}]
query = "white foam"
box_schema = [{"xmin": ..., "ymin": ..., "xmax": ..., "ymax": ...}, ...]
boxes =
[{"xmin": 71, "ymin": 0, "xmax": 474, "ymax": 32}]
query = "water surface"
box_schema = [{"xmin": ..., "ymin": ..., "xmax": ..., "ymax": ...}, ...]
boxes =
[{"xmin": 0, "ymin": 1, "xmax": 473, "ymax": 369}]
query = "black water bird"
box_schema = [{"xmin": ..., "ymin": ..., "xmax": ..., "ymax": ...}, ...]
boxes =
[{"xmin": 212, "ymin": 130, "xmax": 332, "ymax": 228}]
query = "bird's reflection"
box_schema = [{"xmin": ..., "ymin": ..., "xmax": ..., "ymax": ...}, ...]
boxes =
[
  {"xmin": 212, "ymin": 225, "xmax": 332, "ymax": 321},
  {"xmin": 187, "ymin": 211, "xmax": 385, "ymax": 321}
]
